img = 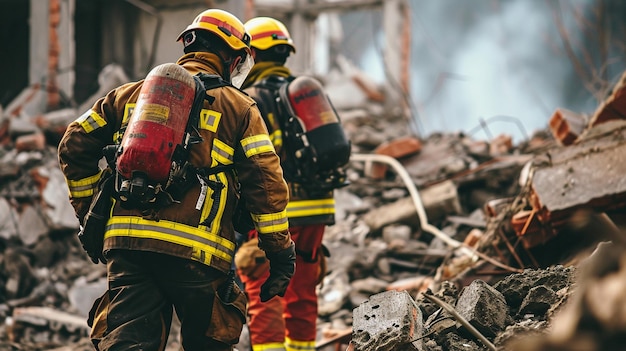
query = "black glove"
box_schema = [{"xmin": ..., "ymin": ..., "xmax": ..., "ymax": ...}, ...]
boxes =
[
  {"xmin": 78, "ymin": 221, "xmax": 106, "ymax": 264},
  {"xmin": 260, "ymin": 242, "xmax": 296, "ymax": 302},
  {"xmin": 77, "ymin": 169, "xmax": 114, "ymax": 265}
]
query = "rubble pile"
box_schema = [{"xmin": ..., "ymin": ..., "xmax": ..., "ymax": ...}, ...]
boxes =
[
  {"xmin": 0, "ymin": 66, "xmax": 624, "ymax": 351},
  {"xmin": 321, "ymin": 70, "xmax": 626, "ymax": 350}
]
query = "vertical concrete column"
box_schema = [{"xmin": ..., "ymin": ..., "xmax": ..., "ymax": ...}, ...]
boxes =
[
  {"xmin": 383, "ymin": 0, "xmax": 411, "ymax": 121},
  {"xmin": 56, "ymin": 0, "xmax": 75, "ymax": 108},
  {"xmin": 29, "ymin": 0, "xmax": 74, "ymax": 111},
  {"xmin": 29, "ymin": 0, "xmax": 48, "ymax": 112},
  {"xmin": 289, "ymin": 0, "xmax": 315, "ymax": 75}
]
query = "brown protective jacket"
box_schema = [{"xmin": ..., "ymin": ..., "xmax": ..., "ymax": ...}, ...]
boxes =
[{"xmin": 58, "ymin": 52, "xmax": 291, "ymax": 273}]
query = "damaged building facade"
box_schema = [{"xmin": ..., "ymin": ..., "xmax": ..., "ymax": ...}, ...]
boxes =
[{"xmin": 1, "ymin": 0, "xmax": 626, "ymax": 351}]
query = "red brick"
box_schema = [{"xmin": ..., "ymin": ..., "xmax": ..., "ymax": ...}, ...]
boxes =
[
  {"xmin": 549, "ymin": 108, "xmax": 587, "ymax": 146},
  {"xmin": 511, "ymin": 209, "xmax": 557, "ymax": 249},
  {"xmin": 368, "ymin": 136, "xmax": 422, "ymax": 179},
  {"xmin": 375, "ymin": 136, "xmax": 422, "ymax": 159},
  {"xmin": 489, "ymin": 134, "xmax": 513, "ymax": 155}
]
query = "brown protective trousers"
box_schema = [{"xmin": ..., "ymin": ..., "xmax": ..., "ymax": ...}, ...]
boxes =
[{"xmin": 89, "ymin": 250, "xmax": 246, "ymax": 351}]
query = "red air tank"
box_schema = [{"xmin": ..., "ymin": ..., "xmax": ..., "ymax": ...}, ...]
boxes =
[
  {"xmin": 116, "ymin": 63, "xmax": 196, "ymax": 183},
  {"xmin": 283, "ymin": 76, "xmax": 350, "ymax": 172}
]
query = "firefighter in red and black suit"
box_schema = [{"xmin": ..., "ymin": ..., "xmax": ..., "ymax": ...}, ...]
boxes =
[
  {"xmin": 58, "ymin": 9, "xmax": 294, "ymax": 351},
  {"xmin": 237, "ymin": 17, "xmax": 336, "ymax": 351}
]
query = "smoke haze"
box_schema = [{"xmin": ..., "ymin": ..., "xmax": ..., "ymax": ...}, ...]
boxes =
[{"xmin": 336, "ymin": 0, "xmax": 625, "ymax": 142}]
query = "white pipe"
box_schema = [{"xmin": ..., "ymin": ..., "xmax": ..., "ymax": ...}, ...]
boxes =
[{"xmin": 350, "ymin": 153, "xmax": 476, "ymax": 259}]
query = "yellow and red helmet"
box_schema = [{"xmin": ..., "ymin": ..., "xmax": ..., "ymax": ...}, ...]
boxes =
[
  {"xmin": 244, "ymin": 17, "xmax": 296, "ymax": 53},
  {"xmin": 177, "ymin": 9, "xmax": 251, "ymax": 55}
]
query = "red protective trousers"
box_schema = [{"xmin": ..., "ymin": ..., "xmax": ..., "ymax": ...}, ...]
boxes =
[{"xmin": 240, "ymin": 225, "xmax": 325, "ymax": 351}]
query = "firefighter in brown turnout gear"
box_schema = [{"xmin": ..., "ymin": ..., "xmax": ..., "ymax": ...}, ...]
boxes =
[
  {"xmin": 58, "ymin": 9, "xmax": 295, "ymax": 351},
  {"xmin": 236, "ymin": 17, "xmax": 350, "ymax": 351}
]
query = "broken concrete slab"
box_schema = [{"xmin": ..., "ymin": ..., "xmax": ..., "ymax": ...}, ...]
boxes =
[
  {"xmin": 529, "ymin": 122, "xmax": 626, "ymax": 228},
  {"xmin": 16, "ymin": 205, "xmax": 49, "ymax": 246},
  {"xmin": 40, "ymin": 166, "xmax": 80, "ymax": 230},
  {"xmin": 68, "ymin": 276, "xmax": 107, "ymax": 318},
  {"xmin": 352, "ymin": 290, "xmax": 423, "ymax": 351},
  {"xmin": 492, "ymin": 266, "xmax": 575, "ymax": 310},
  {"xmin": 8, "ymin": 306, "xmax": 89, "ymax": 344},
  {"xmin": 0, "ymin": 198, "xmax": 18, "ymax": 239}
]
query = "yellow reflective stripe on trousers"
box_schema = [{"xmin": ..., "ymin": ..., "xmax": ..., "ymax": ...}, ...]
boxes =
[
  {"xmin": 104, "ymin": 216, "xmax": 236, "ymax": 264},
  {"xmin": 241, "ymin": 134, "xmax": 275, "ymax": 157},
  {"xmin": 252, "ymin": 343, "xmax": 286, "ymax": 351},
  {"xmin": 67, "ymin": 170, "xmax": 102, "ymax": 198},
  {"xmin": 286, "ymin": 198, "xmax": 335, "ymax": 218},
  {"xmin": 251, "ymin": 209, "xmax": 289, "ymax": 234},
  {"xmin": 285, "ymin": 337, "xmax": 315, "ymax": 351},
  {"xmin": 212, "ymin": 139, "xmax": 234, "ymax": 165},
  {"xmin": 76, "ymin": 109, "xmax": 107, "ymax": 133}
]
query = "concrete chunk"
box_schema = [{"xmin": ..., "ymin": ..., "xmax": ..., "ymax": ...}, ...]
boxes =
[
  {"xmin": 352, "ymin": 290, "xmax": 423, "ymax": 351},
  {"xmin": 17, "ymin": 205, "xmax": 49, "ymax": 246},
  {"xmin": 0, "ymin": 198, "xmax": 18, "ymax": 239},
  {"xmin": 530, "ymin": 125, "xmax": 626, "ymax": 222},
  {"xmin": 455, "ymin": 280, "xmax": 508, "ymax": 338}
]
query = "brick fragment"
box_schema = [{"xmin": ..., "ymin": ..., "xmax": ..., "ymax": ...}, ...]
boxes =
[
  {"xmin": 589, "ymin": 71, "xmax": 626, "ymax": 127},
  {"xmin": 549, "ymin": 108, "xmax": 587, "ymax": 146},
  {"xmin": 368, "ymin": 136, "xmax": 422, "ymax": 179}
]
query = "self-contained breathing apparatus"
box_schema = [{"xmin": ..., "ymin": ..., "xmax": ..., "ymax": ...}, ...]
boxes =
[
  {"xmin": 87, "ymin": 63, "xmax": 231, "ymax": 223},
  {"xmin": 78, "ymin": 63, "xmax": 249, "ymax": 263},
  {"xmin": 110, "ymin": 63, "xmax": 230, "ymax": 213},
  {"xmin": 259, "ymin": 75, "xmax": 351, "ymax": 194}
]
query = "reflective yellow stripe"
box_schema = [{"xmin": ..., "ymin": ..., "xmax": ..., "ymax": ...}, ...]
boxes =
[
  {"xmin": 266, "ymin": 113, "xmax": 283, "ymax": 148},
  {"xmin": 252, "ymin": 343, "xmax": 285, "ymax": 351},
  {"xmin": 285, "ymin": 337, "xmax": 315, "ymax": 351},
  {"xmin": 251, "ymin": 209, "xmax": 289, "ymax": 234},
  {"xmin": 212, "ymin": 139, "xmax": 234, "ymax": 165},
  {"xmin": 67, "ymin": 171, "xmax": 102, "ymax": 198},
  {"xmin": 122, "ymin": 103, "xmax": 136, "ymax": 125},
  {"xmin": 199, "ymin": 172, "xmax": 229, "ymax": 235},
  {"xmin": 241, "ymin": 134, "xmax": 275, "ymax": 158},
  {"xmin": 104, "ymin": 216, "xmax": 235, "ymax": 264},
  {"xmin": 76, "ymin": 109, "xmax": 107, "ymax": 133},
  {"xmin": 199, "ymin": 109, "xmax": 221, "ymax": 132},
  {"xmin": 269, "ymin": 129, "xmax": 283, "ymax": 148},
  {"xmin": 286, "ymin": 198, "xmax": 335, "ymax": 218}
]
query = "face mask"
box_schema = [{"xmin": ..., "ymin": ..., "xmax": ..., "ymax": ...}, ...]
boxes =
[{"xmin": 231, "ymin": 54, "xmax": 254, "ymax": 89}]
